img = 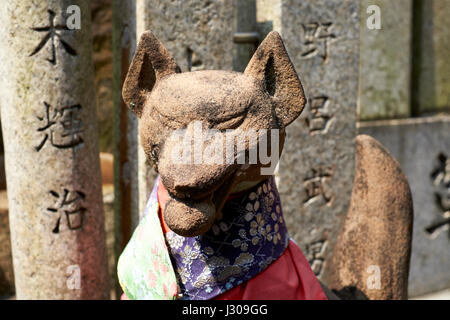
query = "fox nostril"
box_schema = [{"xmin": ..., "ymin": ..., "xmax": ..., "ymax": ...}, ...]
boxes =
[{"xmin": 173, "ymin": 192, "xmax": 192, "ymax": 200}]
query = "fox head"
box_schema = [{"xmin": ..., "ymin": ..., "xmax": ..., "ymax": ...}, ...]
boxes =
[{"xmin": 123, "ymin": 30, "xmax": 306, "ymax": 237}]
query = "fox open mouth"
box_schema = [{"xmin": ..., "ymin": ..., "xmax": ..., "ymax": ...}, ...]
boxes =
[{"xmin": 161, "ymin": 168, "xmax": 239, "ymax": 237}]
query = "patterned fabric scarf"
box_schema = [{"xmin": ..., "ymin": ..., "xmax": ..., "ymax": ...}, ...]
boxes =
[
  {"xmin": 117, "ymin": 180, "xmax": 178, "ymax": 300},
  {"xmin": 117, "ymin": 176, "xmax": 289, "ymax": 300},
  {"xmin": 166, "ymin": 176, "xmax": 289, "ymax": 300}
]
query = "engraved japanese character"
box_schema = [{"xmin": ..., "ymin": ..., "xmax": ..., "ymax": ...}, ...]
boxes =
[
  {"xmin": 305, "ymin": 96, "xmax": 332, "ymax": 134},
  {"xmin": 303, "ymin": 166, "xmax": 334, "ymax": 205},
  {"xmin": 35, "ymin": 102, "xmax": 84, "ymax": 151},
  {"xmin": 47, "ymin": 189, "xmax": 86, "ymax": 233},
  {"xmin": 306, "ymin": 240, "xmax": 327, "ymax": 276},
  {"xmin": 426, "ymin": 154, "xmax": 450, "ymax": 238},
  {"xmin": 30, "ymin": 9, "xmax": 77, "ymax": 65},
  {"xmin": 300, "ymin": 22, "xmax": 336, "ymax": 62}
]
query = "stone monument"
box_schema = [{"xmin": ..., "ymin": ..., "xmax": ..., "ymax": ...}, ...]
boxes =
[
  {"xmin": 413, "ymin": 0, "xmax": 450, "ymax": 114},
  {"xmin": 0, "ymin": 1, "xmax": 108, "ymax": 299},
  {"xmin": 359, "ymin": 0, "xmax": 413, "ymax": 120},
  {"xmin": 257, "ymin": 0, "xmax": 360, "ymax": 283}
]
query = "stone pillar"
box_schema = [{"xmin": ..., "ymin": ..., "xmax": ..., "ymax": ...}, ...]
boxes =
[
  {"xmin": 112, "ymin": 0, "xmax": 138, "ymax": 298},
  {"xmin": 257, "ymin": 0, "xmax": 359, "ymax": 283},
  {"xmin": 359, "ymin": 0, "xmax": 413, "ymax": 120},
  {"xmin": 135, "ymin": 0, "xmax": 237, "ymax": 217},
  {"xmin": 412, "ymin": 0, "xmax": 450, "ymax": 115},
  {"xmin": 256, "ymin": 0, "xmax": 282, "ymax": 36},
  {"xmin": 91, "ymin": 0, "xmax": 114, "ymax": 153},
  {"xmin": 233, "ymin": 0, "xmax": 258, "ymax": 72},
  {"xmin": 0, "ymin": 1, "xmax": 108, "ymax": 299}
]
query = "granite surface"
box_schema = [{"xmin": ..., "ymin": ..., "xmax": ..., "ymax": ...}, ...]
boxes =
[
  {"xmin": 359, "ymin": 0, "xmax": 413, "ymax": 120},
  {"xmin": 258, "ymin": 0, "xmax": 360, "ymax": 284},
  {"xmin": 0, "ymin": 0, "xmax": 108, "ymax": 299}
]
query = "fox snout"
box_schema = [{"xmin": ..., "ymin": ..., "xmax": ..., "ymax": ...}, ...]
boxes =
[{"xmin": 155, "ymin": 121, "xmax": 244, "ymax": 237}]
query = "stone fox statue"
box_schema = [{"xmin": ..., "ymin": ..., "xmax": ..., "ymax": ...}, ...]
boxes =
[{"xmin": 117, "ymin": 31, "xmax": 413, "ymax": 300}]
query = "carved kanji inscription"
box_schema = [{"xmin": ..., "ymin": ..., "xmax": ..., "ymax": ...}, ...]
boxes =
[
  {"xmin": 305, "ymin": 240, "xmax": 328, "ymax": 276},
  {"xmin": 47, "ymin": 189, "xmax": 86, "ymax": 233},
  {"xmin": 303, "ymin": 166, "xmax": 334, "ymax": 205},
  {"xmin": 305, "ymin": 96, "xmax": 332, "ymax": 135},
  {"xmin": 30, "ymin": 9, "xmax": 77, "ymax": 65},
  {"xmin": 426, "ymin": 153, "xmax": 450, "ymax": 238},
  {"xmin": 35, "ymin": 102, "xmax": 84, "ymax": 151},
  {"xmin": 300, "ymin": 22, "xmax": 337, "ymax": 63}
]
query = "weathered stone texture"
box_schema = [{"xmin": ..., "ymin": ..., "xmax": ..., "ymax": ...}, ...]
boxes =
[
  {"xmin": 359, "ymin": 116, "xmax": 450, "ymax": 297},
  {"xmin": 135, "ymin": 0, "xmax": 237, "ymax": 216},
  {"xmin": 359, "ymin": 0, "xmax": 413, "ymax": 120},
  {"xmin": 136, "ymin": 0, "xmax": 235, "ymax": 73},
  {"xmin": 233, "ymin": 0, "xmax": 258, "ymax": 72},
  {"xmin": 328, "ymin": 135, "xmax": 413, "ymax": 300},
  {"xmin": 414, "ymin": 0, "xmax": 450, "ymax": 114},
  {"xmin": 112, "ymin": 0, "xmax": 139, "ymax": 240},
  {"xmin": 91, "ymin": 0, "xmax": 113, "ymax": 153},
  {"xmin": 0, "ymin": 1, "xmax": 108, "ymax": 299},
  {"xmin": 261, "ymin": 0, "xmax": 359, "ymax": 283}
]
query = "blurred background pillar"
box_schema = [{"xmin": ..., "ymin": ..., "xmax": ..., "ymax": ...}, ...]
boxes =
[
  {"xmin": 358, "ymin": 0, "xmax": 413, "ymax": 120},
  {"xmin": 412, "ymin": 0, "xmax": 450, "ymax": 115},
  {"xmin": 112, "ymin": 0, "xmax": 137, "ymax": 299}
]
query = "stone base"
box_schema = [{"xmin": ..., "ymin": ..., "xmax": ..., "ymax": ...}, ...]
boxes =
[{"xmin": 412, "ymin": 288, "xmax": 450, "ymax": 300}]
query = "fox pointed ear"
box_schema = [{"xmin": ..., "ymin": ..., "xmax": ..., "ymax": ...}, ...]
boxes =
[
  {"xmin": 122, "ymin": 31, "xmax": 181, "ymax": 117},
  {"xmin": 245, "ymin": 31, "xmax": 306, "ymax": 127}
]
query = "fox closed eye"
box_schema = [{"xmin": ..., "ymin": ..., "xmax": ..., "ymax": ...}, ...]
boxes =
[
  {"xmin": 215, "ymin": 111, "xmax": 247, "ymax": 131},
  {"xmin": 153, "ymin": 110, "xmax": 185, "ymax": 129}
]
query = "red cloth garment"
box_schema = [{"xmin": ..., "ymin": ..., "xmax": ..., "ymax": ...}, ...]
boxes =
[
  {"xmin": 157, "ymin": 181, "xmax": 327, "ymax": 301},
  {"xmin": 214, "ymin": 240, "xmax": 327, "ymax": 300}
]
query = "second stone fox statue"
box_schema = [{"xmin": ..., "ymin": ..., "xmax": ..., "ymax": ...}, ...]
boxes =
[{"xmin": 117, "ymin": 30, "xmax": 413, "ymax": 300}]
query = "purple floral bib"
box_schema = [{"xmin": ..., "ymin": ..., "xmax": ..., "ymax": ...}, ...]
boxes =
[{"xmin": 165, "ymin": 176, "xmax": 289, "ymax": 300}]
